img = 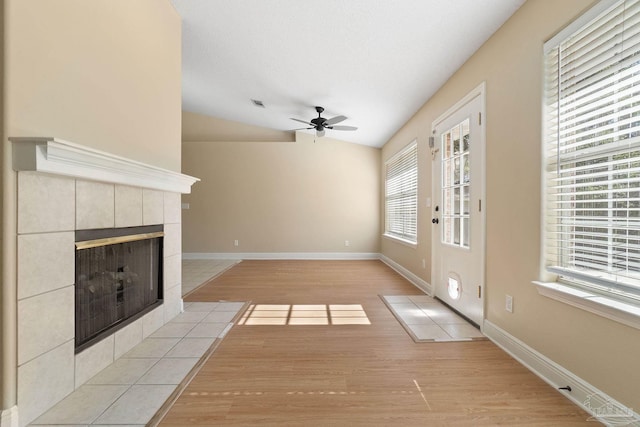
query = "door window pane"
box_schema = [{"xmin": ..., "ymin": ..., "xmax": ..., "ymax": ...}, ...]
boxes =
[
  {"xmin": 441, "ymin": 118, "xmax": 471, "ymax": 248},
  {"xmin": 463, "ymin": 186, "xmax": 470, "ymax": 215}
]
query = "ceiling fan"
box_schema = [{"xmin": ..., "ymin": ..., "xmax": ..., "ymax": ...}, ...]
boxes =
[{"xmin": 291, "ymin": 106, "xmax": 357, "ymax": 137}]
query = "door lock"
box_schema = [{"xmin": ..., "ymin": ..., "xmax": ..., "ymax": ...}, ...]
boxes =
[{"xmin": 432, "ymin": 218, "xmax": 439, "ymax": 224}]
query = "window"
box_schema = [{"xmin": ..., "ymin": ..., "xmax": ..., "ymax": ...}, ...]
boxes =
[
  {"xmin": 543, "ymin": 0, "xmax": 640, "ymax": 302},
  {"xmin": 385, "ymin": 141, "xmax": 418, "ymax": 243},
  {"xmin": 441, "ymin": 118, "xmax": 471, "ymax": 248}
]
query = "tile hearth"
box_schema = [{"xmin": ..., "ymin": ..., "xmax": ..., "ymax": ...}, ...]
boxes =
[
  {"xmin": 182, "ymin": 259, "xmax": 240, "ymax": 296},
  {"xmin": 29, "ymin": 301, "xmax": 245, "ymax": 427}
]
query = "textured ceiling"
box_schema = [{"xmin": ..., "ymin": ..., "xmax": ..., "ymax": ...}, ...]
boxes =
[{"xmin": 171, "ymin": 0, "xmax": 525, "ymax": 147}]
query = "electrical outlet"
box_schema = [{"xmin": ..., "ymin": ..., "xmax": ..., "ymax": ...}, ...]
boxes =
[
  {"xmin": 505, "ymin": 295, "xmax": 513, "ymax": 313},
  {"xmin": 234, "ymin": 240, "xmax": 239, "ymax": 247},
  {"xmin": 345, "ymin": 240, "xmax": 350, "ymax": 247}
]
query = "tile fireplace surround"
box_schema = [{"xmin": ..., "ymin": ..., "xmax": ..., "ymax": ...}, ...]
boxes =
[{"xmin": 11, "ymin": 138, "xmax": 198, "ymax": 426}]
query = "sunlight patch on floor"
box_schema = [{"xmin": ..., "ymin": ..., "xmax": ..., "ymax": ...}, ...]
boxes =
[{"xmin": 238, "ymin": 304, "xmax": 371, "ymax": 326}]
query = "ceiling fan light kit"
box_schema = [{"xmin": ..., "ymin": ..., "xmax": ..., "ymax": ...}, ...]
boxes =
[{"xmin": 290, "ymin": 106, "xmax": 358, "ymax": 138}]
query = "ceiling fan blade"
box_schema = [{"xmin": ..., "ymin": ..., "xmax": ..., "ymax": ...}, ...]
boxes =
[
  {"xmin": 291, "ymin": 127, "xmax": 313, "ymax": 131},
  {"xmin": 330, "ymin": 125, "xmax": 358, "ymax": 131},
  {"xmin": 324, "ymin": 115, "xmax": 347, "ymax": 126},
  {"xmin": 290, "ymin": 118, "xmax": 314, "ymax": 126}
]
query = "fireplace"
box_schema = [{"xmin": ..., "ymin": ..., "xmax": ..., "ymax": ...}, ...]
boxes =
[
  {"xmin": 75, "ymin": 225, "xmax": 164, "ymax": 352},
  {"xmin": 10, "ymin": 138, "xmax": 198, "ymax": 427}
]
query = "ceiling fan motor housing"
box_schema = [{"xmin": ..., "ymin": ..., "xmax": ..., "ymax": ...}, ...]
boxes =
[
  {"xmin": 311, "ymin": 117, "xmax": 326, "ymax": 130},
  {"xmin": 312, "ymin": 106, "xmax": 327, "ymax": 130}
]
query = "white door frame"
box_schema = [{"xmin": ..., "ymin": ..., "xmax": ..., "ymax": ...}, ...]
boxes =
[{"xmin": 430, "ymin": 82, "xmax": 487, "ymax": 327}]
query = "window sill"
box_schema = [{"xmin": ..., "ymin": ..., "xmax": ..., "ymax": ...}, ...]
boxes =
[
  {"xmin": 532, "ymin": 281, "xmax": 640, "ymax": 331},
  {"xmin": 382, "ymin": 234, "xmax": 418, "ymax": 248}
]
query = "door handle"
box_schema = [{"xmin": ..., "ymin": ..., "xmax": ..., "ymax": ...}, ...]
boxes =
[{"xmin": 432, "ymin": 218, "xmax": 439, "ymax": 224}]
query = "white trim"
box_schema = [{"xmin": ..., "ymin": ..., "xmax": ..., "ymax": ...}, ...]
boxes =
[
  {"xmin": 10, "ymin": 137, "xmax": 200, "ymax": 194},
  {"xmin": 432, "ymin": 82, "xmax": 486, "ymax": 130},
  {"xmin": 533, "ymin": 281, "xmax": 640, "ymax": 331},
  {"xmin": 182, "ymin": 252, "xmax": 380, "ymax": 260},
  {"xmin": 382, "ymin": 234, "xmax": 418, "ymax": 248},
  {"xmin": 483, "ymin": 320, "xmax": 640, "ymax": 426},
  {"xmin": 380, "ymin": 254, "xmax": 432, "ymax": 295},
  {"xmin": 0, "ymin": 406, "xmax": 18, "ymax": 427}
]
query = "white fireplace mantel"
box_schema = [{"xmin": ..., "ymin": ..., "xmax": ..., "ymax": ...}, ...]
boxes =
[{"xmin": 11, "ymin": 137, "xmax": 199, "ymax": 194}]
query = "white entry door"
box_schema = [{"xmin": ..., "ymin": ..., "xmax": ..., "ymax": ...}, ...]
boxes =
[{"xmin": 431, "ymin": 88, "xmax": 485, "ymax": 327}]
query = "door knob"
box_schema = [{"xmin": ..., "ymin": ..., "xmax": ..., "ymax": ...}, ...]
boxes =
[{"xmin": 432, "ymin": 218, "xmax": 439, "ymax": 224}]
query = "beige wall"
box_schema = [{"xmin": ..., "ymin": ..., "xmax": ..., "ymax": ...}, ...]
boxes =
[
  {"xmin": 381, "ymin": 0, "xmax": 640, "ymax": 410},
  {"xmin": 6, "ymin": 0, "xmax": 181, "ymax": 171},
  {"xmin": 183, "ymin": 110, "xmax": 295, "ymax": 143},
  {"xmin": 182, "ymin": 131, "xmax": 380, "ymax": 254},
  {"xmin": 1, "ymin": 0, "xmax": 181, "ymax": 416}
]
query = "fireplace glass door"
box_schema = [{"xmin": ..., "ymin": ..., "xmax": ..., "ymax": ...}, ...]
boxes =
[{"xmin": 75, "ymin": 226, "xmax": 163, "ymax": 351}]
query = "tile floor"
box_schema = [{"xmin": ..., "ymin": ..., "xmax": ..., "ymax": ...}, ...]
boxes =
[
  {"xmin": 182, "ymin": 259, "xmax": 240, "ymax": 296},
  {"xmin": 381, "ymin": 295, "xmax": 486, "ymax": 342},
  {"xmin": 30, "ymin": 301, "xmax": 245, "ymax": 427}
]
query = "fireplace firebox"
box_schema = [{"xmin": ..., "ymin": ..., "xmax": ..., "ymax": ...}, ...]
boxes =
[{"xmin": 75, "ymin": 225, "xmax": 164, "ymax": 352}]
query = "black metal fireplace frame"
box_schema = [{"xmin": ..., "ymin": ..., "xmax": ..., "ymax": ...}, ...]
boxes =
[{"xmin": 74, "ymin": 224, "xmax": 164, "ymax": 353}]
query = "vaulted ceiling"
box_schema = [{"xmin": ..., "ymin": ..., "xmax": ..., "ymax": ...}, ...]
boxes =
[{"xmin": 171, "ymin": 0, "xmax": 526, "ymax": 147}]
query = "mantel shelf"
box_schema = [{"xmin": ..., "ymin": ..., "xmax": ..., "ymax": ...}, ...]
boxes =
[{"xmin": 10, "ymin": 137, "xmax": 199, "ymax": 194}]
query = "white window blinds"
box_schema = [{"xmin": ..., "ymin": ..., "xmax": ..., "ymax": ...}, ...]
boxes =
[
  {"xmin": 385, "ymin": 141, "xmax": 418, "ymax": 242},
  {"xmin": 544, "ymin": 0, "xmax": 640, "ymax": 298}
]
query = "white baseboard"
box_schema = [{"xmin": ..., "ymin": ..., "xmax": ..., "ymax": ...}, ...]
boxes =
[
  {"xmin": 0, "ymin": 406, "xmax": 18, "ymax": 427},
  {"xmin": 483, "ymin": 320, "xmax": 640, "ymax": 426},
  {"xmin": 379, "ymin": 254, "xmax": 432, "ymax": 295},
  {"xmin": 182, "ymin": 252, "xmax": 380, "ymax": 260}
]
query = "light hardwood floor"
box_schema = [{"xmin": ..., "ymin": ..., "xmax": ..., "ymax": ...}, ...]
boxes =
[{"xmin": 160, "ymin": 260, "xmax": 595, "ymax": 426}]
